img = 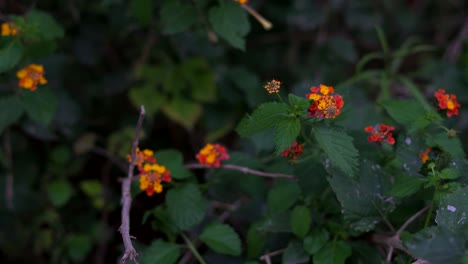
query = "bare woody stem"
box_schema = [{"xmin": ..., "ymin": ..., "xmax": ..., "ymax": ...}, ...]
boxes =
[
  {"xmin": 185, "ymin": 163, "xmax": 296, "ymax": 180},
  {"xmin": 241, "ymin": 4, "xmax": 272, "ymax": 30},
  {"xmin": 119, "ymin": 105, "xmax": 145, "ymax": 263}
]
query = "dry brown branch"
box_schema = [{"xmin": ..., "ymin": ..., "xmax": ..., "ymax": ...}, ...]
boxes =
[
  {"xmin": 260, "ymin": 248, "xmax": 286, "ymax": 264},
  {"xmin": 185, "ymin": 163, "xmax": 296, "ymax": 180},
  {"xmin": 119, "ymin": 105, "xmax": 145, "ymax": 263},
  {"xmin": 445, "ymin": 17, "xmax": 468, "ymax": 63}
]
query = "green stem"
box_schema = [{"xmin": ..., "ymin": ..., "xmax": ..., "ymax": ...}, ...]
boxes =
[
  {"xmin": 181, "ymin": 233, "xmax": 207, "ymax": 264},
  {"xmin": 424, "ymin": 197, "xmax": 435, "ymax": 228}
]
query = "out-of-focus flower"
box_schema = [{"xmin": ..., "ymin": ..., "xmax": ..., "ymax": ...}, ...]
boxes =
[
  {"xmin": 306, "ymin": 84, "xmax": 344, "ymax": 119},
  {"xmin": 196, "ymin": 143, "xmax": 230, "ymax": 168},
  {"xmin": 128, "ymin": 148, "xmax": 171, "ymax": 196},
  {"xmin": 419, "ymin": 147, "xmax": 431, "ymax": 164},
  {"xmin": 264, "ymin": 79, "xmax": 281, "ymax": 94},
  {"xmin": 1, "ymin": 22, "xmax": 18, "ymax": 36},
  {"xmin": 364, "ymin": 124, "xmax": 395, "ymax": 145},
  {"xmin": 434, "ymin": 89, "xmax": 460, "ymax": 117},
  {"xmin": 16, "ymin": 64, "xmax": 47, "ymax": 91},
  {"xmin": 281, "ymin": 141, "xmax": 303, "ymax": 159},
  {"xmin": 235, "ymin": 0, "xmax": 249, "ymax": 4}
]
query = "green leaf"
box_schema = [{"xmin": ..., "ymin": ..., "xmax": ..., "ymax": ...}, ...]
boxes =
[
  {"xmin": 160, "ymin": 1, "xmax": 197, "ymax": 34},
  {"xmin": 166, "ymin": 183, "xmax": 207, "ymax": 230},
  {"xmin": 290, "ymin": 205, "xmax": 311, "ymax": 238},
  {"xmin": 208, "ymin": 1, "xmax": 250, "ymax": 50},
  {"xmin": 200, "ymin": 223, "xmax": 242, "ymax": 256},
  {"xmin": 304, "ymin": 229, "xmax": 329, "ymax": 255},
  {"xmin": 313, "ymin": 241, "xmax": 352, "ymax": 264},
  {"xmin": 154, "ymin": 149, "xmax": 193, "ymax": 179},
  {"xmin": 0, "ymin": 96, "xmax": 24, "ymax": 134},
  {"xmin": 66, "ymin": 234, "xmax": 92, "ymax": 263},
  {"xmin": 0, "ymin": 41, "xmax": 22, "ymax": 73},
  {"xmin": 274, "ymin": 117, "xmax": 301, "ymax": 155},
  {"xmin": 427, "ymin": 132, "xmax": 465, "ymax": 160},
  {"xmin": 435, "ymin": 186, "xmax": 468, "ymax": 230},
  {"xmin": 314, "ymin": 126, "xmax": 359, "ymax": 177},
  {"xmin": 141, "ymin": 240, "xmax": 180, "ymax": 264},
  {"xmin": 288, "ymin": 94, "xmax": 310, "ymax": 110},
  {"xmin": 180, "ymin": 58, "xmax": 217, "ymax": 103},
  {"xmin": 328, "ymin": 160, "xmax": 395, "ymax": 232},
  {"xmin": 389, "ymin": 174, "xmax": 427, "ymax": 197},
  {"xmin": 47, "ymin": 179, "xmax": 73, "ymax": 207},
  {"xmin": 267, "ymin": 180, "xmax": 301, "ymax": 214},
  {"xmin": 246, "ymin": 224, "xmax": 266, "ymax": 259},
  {"xmin": 162, "ymin": 97, "xmax": 202, "ymax": 130},
  {"xmin": 236, "ymin": 102, "xmax": 288, "ymax": 137},
  {"xmin": 405, "ymin": 226, "xmax": 465, "ymax": 264},
  {"xmin": 129, "ymin": 86, "xmax": 165, "ymax": 117},
  {"xmin": 438, "ymin": 168, "xmax": 460, "ymax": 180},
  {"xmin": 79, "ymin": 180, "xmax": 102, "ymax": 198},
  {"xmin": 282, "ymin": 241, "xmax": 310, "ymax": 264},
  {"xmin": 25, "ymin": 10, "xmax": 64, "ymax": 41},
  {"xmin": 131, "ymin": 0, "xmax": 153, "ymax": 25},
  {"xmin": 20, "ymin": 88, "xmax": 57, "ymax": 125},
  {"xmin": 383, "ymin": 99, "xmax": 438, "ymax": 131}
]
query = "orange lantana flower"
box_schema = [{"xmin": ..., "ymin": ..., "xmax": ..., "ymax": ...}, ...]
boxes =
[
  {"xmin": 1, "ymin": 22, "xmax": 18, "ymax": 36},
  {"xmin": 236, "ymin": 0, "xmax": 249, "ymax": 4},
  {"xmin": 306, "ymin": 84, "xmax": 344, "ymax": 119},
  {"xmin": 128, "ymin": 148, "xmax": 171, "ymax": 196},
  {"xmin": 16, "ymin": 64, "xmax": 47, "ymax": 91},
  {"xmin": 419, "ymin": 147, "xmax": 431, "ymax": 164},
  {"xmin": 364, "ymin": 124, "xmax": 395, "ymax": 145},
  {"xmin": 434, "ymin": 89, "xmax": 460, "ymax": 117},
  {"xmin": 281, "ymin": 141, "xmax": 304, "ymax": 159},
  {"xmin": 196, "ymin": 143, "xmax": 230, "ymax": 168}
]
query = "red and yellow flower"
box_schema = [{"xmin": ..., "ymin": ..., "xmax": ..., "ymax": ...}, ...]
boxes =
[
  {"xmin": 306, "ymin": 84, "xmax": 344, "ymax": 119},
  {"xmin": 419, "ymin": 147, "xmax": 431, "ymax": 164},
  {"xmin": 1, "ymin": 22, "xmax": 18, "ymax": 36},
  {"xmin": 264, "ymin": 79, "xmax": 281, "ymax": 94},
  {"xmin": 434, "ymin": 89, "xmax": 460, "ymax": 117},
  {"xmin": 196, "ymin": 143, "xmax": 230, "ymax": 168},
  {"xmin": 16, "ymin": 64, "xmax": 47, "ymax": 91},
  {"xmin": 364, "ymin": 124, "xmax": 395, "ymax": 145},
  {"xmin": 128, "ymin": 148, "xmax": 172, "ymax": 196},
  {"xmin": 281, "ymin": 141, "xmax": 304, "ymax": 159}
]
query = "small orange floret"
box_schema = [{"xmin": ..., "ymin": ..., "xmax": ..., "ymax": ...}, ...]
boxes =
[
  {"xmin": 419, "ymin": 148, "xmax": 431, "ymax": 164},
  {"xmin": 281, "ymin": 141, "xmax": 304, "ymax": 159},
  {"xmin": 1, "ymin": 22, "xmax": 18, "ymax": 36},
  {"xmin": 364, "ymin": 124, "xmax": 395, "ymax": 145},
  {"xmin": 236, "ymin": 0, "xmax": 249, "ymax": 4},
  {"xmin": 306, "ymin": 84, "xmax": 344, "ymax": 119},
  {"xmin": 129, "ymin": 147, "xmax": 172, "ymax": 196},
  {"xmin": 434, "ymin": 89, "xmax": 460, "ymax": 117},
  {"xmin": 16, "ymin": 64, "xmax": 47, "ymax": 91},
  {"xmin": 196, "ymin": 143, "xmax": 230, "ymax": 168},
  {"xmin": 264, "ymin": 79, "xmax": 281, "ymax": 94}
]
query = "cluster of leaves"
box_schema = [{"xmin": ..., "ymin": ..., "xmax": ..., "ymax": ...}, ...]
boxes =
[{"xmin": 1, "ymin": 1, "xmax": 468, "ymax": 264}]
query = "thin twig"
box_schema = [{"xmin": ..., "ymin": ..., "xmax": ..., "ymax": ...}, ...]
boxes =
[
  {"xmin": 260, "ymin": 248, "xmax": 286, "ymax": 263},
  {"xmin": 181, "ymin": 233, "xmax": 207, "ymax": 264},
  {"xmin": 445, "ymin": 17, "xmax": 468, "ymax": 63},
  {"xmin": 3, "ymin": 129, "xmax": 14, "ymax": 210},
  {"xmin": 185, "ymin": 163, "xmax": 296, "ymax": 180},
  {"xmin": 396, "ymin": 205, "xmax": 429, "ymax": 236},
  {"xmin": 241, "ymin": 4, "xmax": 272, "ymax": 30},
  {"xmin": 119, "ymin": 106, "xmax": 145, "ymax": 263}
]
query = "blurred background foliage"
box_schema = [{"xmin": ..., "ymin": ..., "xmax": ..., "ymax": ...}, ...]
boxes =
[{"xmin": 0, "ymin": 0, "xmax": 467, "ymax": 263}]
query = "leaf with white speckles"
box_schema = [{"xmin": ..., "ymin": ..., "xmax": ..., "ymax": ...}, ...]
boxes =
[{"xmin": 435, "ymin": 186, "xmax": 468, "ymax": 230}]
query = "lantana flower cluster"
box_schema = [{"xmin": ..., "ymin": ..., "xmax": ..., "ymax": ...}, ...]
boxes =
[
  {"xmin": 1, "ymin": 22, "xmax": 18, "ymax": 36},
  {"xmin": 128, "ymin": 148, "xmax": 171, "ymax": 196},
  {"xmin": 17, "ymin": 64, "xmax": 47, "ymax": 91},
  {"xmin": 264, "ymin": 79, "xmax": 281, "ymax": 94},
  {"xmin": 281, "ymin": 141, "xmax": 304, "ymax": 159},
  {"xmin": 306, "ymin": 84, "xmax": 344, "ymax": 119},
  {"xmin": 364, "ymin": 124, "xmax": 395, "ymax": 145},
  {"xmin": 420, "ymin": 147, "xmax": 431, "ymax": 164},
  {"xmin": 196, "ymin": 143, "xmax": 230, "ymax": 168},
  {"xmin": 434, "ymin": 89, "xmax": 460, "ymax": 117}
]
